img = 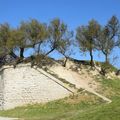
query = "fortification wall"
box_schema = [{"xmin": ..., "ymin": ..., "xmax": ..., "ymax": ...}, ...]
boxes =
[
  {"xmin": 0, "ymin": 69, "xmax": 4, "ymax": 110},
  {"xmin": 0, "ymin": 64, "xmax": 71, "ymax": 110}
]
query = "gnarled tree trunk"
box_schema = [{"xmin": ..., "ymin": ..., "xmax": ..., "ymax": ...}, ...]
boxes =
[
  {"xmin": 90, "ymin": 49, "xmax": 94, "ymax": 67},
  {"xmin": 105, "ymin": 54, "xmax": 109, "ymax": 64},
  {"xmin": 20, "ymin": 47, "xmax": 24, "ymax": 59},
  {"xmin": 63, "ymin": 56, "xmax": 68, "ymax": 67}
]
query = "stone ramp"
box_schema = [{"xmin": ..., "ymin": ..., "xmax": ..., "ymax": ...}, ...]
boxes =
[
  {"xmin": 34, "ymin": 67, "xmax": 77, "ymax": 94},
  {"xmin": 48, "ymin": 65, "xmax": 112, "ymax": 103},
  {"xmin": 83, "ymin": 88, "xmax": 112, "ymax": 103},
  {"xmin": 36, "ymin": 66, "xmax": 112, "ymax": 103}
]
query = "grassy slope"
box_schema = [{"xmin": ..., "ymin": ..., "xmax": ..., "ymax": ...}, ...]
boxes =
[
  {"xmin": 0, "ymin": 92, "xmax": 103, "ymax": 120},
  {"xmin": 72, "ymin": 77, "xmax": 120, "ymax": 120},
  {"xmin": 0, "ymin": 71, "xmax": 120, "ymax": 120}
]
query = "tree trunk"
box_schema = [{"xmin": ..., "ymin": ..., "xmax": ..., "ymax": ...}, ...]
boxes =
[
  {"xmin": 20, "ymin": 47, "xmax": 24, "ymax": 59},
  {"xmin": 37, "ymin": 43, "xmax": 42, "ymax": 55},
  {"xmin": 90, "ymin": 49, "xmax": 94, "ymax": 67},
  {"xmin": 105, "ymin": 54, "xmax": 109, "ymax": 64},
  {"xmin": 63, "ymin": 56, "xmax": 68, "ymax": 67}
]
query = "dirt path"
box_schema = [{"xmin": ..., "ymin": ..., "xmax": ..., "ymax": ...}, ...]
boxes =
[{"xmin": 70, "ymin": 71, "xmax": 112, "ymax": 103}]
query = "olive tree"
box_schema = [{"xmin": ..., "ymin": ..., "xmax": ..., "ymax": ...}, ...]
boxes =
[
  {"xmin": 28, "ymin": 19, "xmax": 48, "ymax": 54},
  {"xmin": 96, "ymin": 16, "xmax": 120, "ymax": 63},
  {"xmin": 58, "ymin": 31, "xmax": 74, "ymax": 67},
  {"xmin": 0, "ymin": 23, "xmax": 17, "ymax": 58},
  {"xmin": 13, "ymin": 21, "xmax": 30, "ymax": 59},
  {"xmin": 46, "ymin": 18, "xmax": 69, "ymax": 56},
  {"xmin": 76, "ymin": 19, "xmax": 100, "ymax": 67}
]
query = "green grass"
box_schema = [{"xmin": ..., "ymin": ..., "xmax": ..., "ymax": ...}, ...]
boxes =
[
  {"xmin": 97, "ymin": 77, "xmax": 120, "ymax": 99},
  {"xmin": 0, "ymin": 78, "xmax": 120, "ymax": 120},
  {"xmin": 0, "ymin": 92, "xmax": 104, "ymax": 120},
  {"xmin": 70, "ymin": 98, "xmax": 120, "ymax": 120},
  {"xmin": 0, "ymin": 96, "xmax": 120, "ymax": 120}
]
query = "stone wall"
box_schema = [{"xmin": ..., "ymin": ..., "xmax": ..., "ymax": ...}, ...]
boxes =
[
  {"xmin": 0, "ymin": 64, "xmax": 71, "ymax": 110},
  {"xmin": 0, "ymin": 69, "xmax": 4, "ymax": 110}
]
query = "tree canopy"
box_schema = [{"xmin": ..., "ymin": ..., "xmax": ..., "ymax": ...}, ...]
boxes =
[
  {"xmin": 76, "ymin": 19, "xmax": 101, "ymax": 66},
  {"xmin": 96, "ymin": 16, "xmax": 120, "ymax": 63},
  {"xmin": 0, "ymin": 16, "xmax": 120, "ymax": 70}
]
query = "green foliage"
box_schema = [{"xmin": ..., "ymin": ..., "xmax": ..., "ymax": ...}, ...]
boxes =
[
  {"xmin": 16, "ymin": 21, "xmax": 30, "ymax": 48},
  {"xmin": 28, "ymin": 19, "xmax": 48, "ymax": 54},
  {"xmin": 100, "ymin": 62, "xmax": 117, "ymax": 73},
  {"xmin": 0, "ymin": 16, "xmax": 120, "ymax": 71},
  {"xmin": 96, "ymin": 15, "xmax": 120, "ymax": 63},
  {"xmin": 76, "ymin": 19, "xmax": 101, "ymax": 66},
  {"xmin": 0, "ymin": 23, "xmax": 11, "ymax": 46},
  {"xmin": 47, "ymin": 18, "xmax": 73, "ymax": 56},
  {"xmin": 76, "ymin": 19, "xmax": 100, "ymax": 52},
  {"xmin": 0, "ymin": 23, "xmax": 13, "ymax": 55}
]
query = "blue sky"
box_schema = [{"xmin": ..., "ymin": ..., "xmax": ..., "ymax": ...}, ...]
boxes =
[
  {"xmin": 0, "ymin": 0, "xmax": 120, "ymax": 68},
  {"xmin": 1, "ymin": 0, "xmax": 120, "ymax": 29}
]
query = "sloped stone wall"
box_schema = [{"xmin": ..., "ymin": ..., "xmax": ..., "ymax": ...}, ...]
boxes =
[
  {"xmin": 0, "ymin": 69, "xmax": 4, "ymax": 110},
  {"xmin": 0, "ymin": 64, "xmax": 71, "ymax": 110}
]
